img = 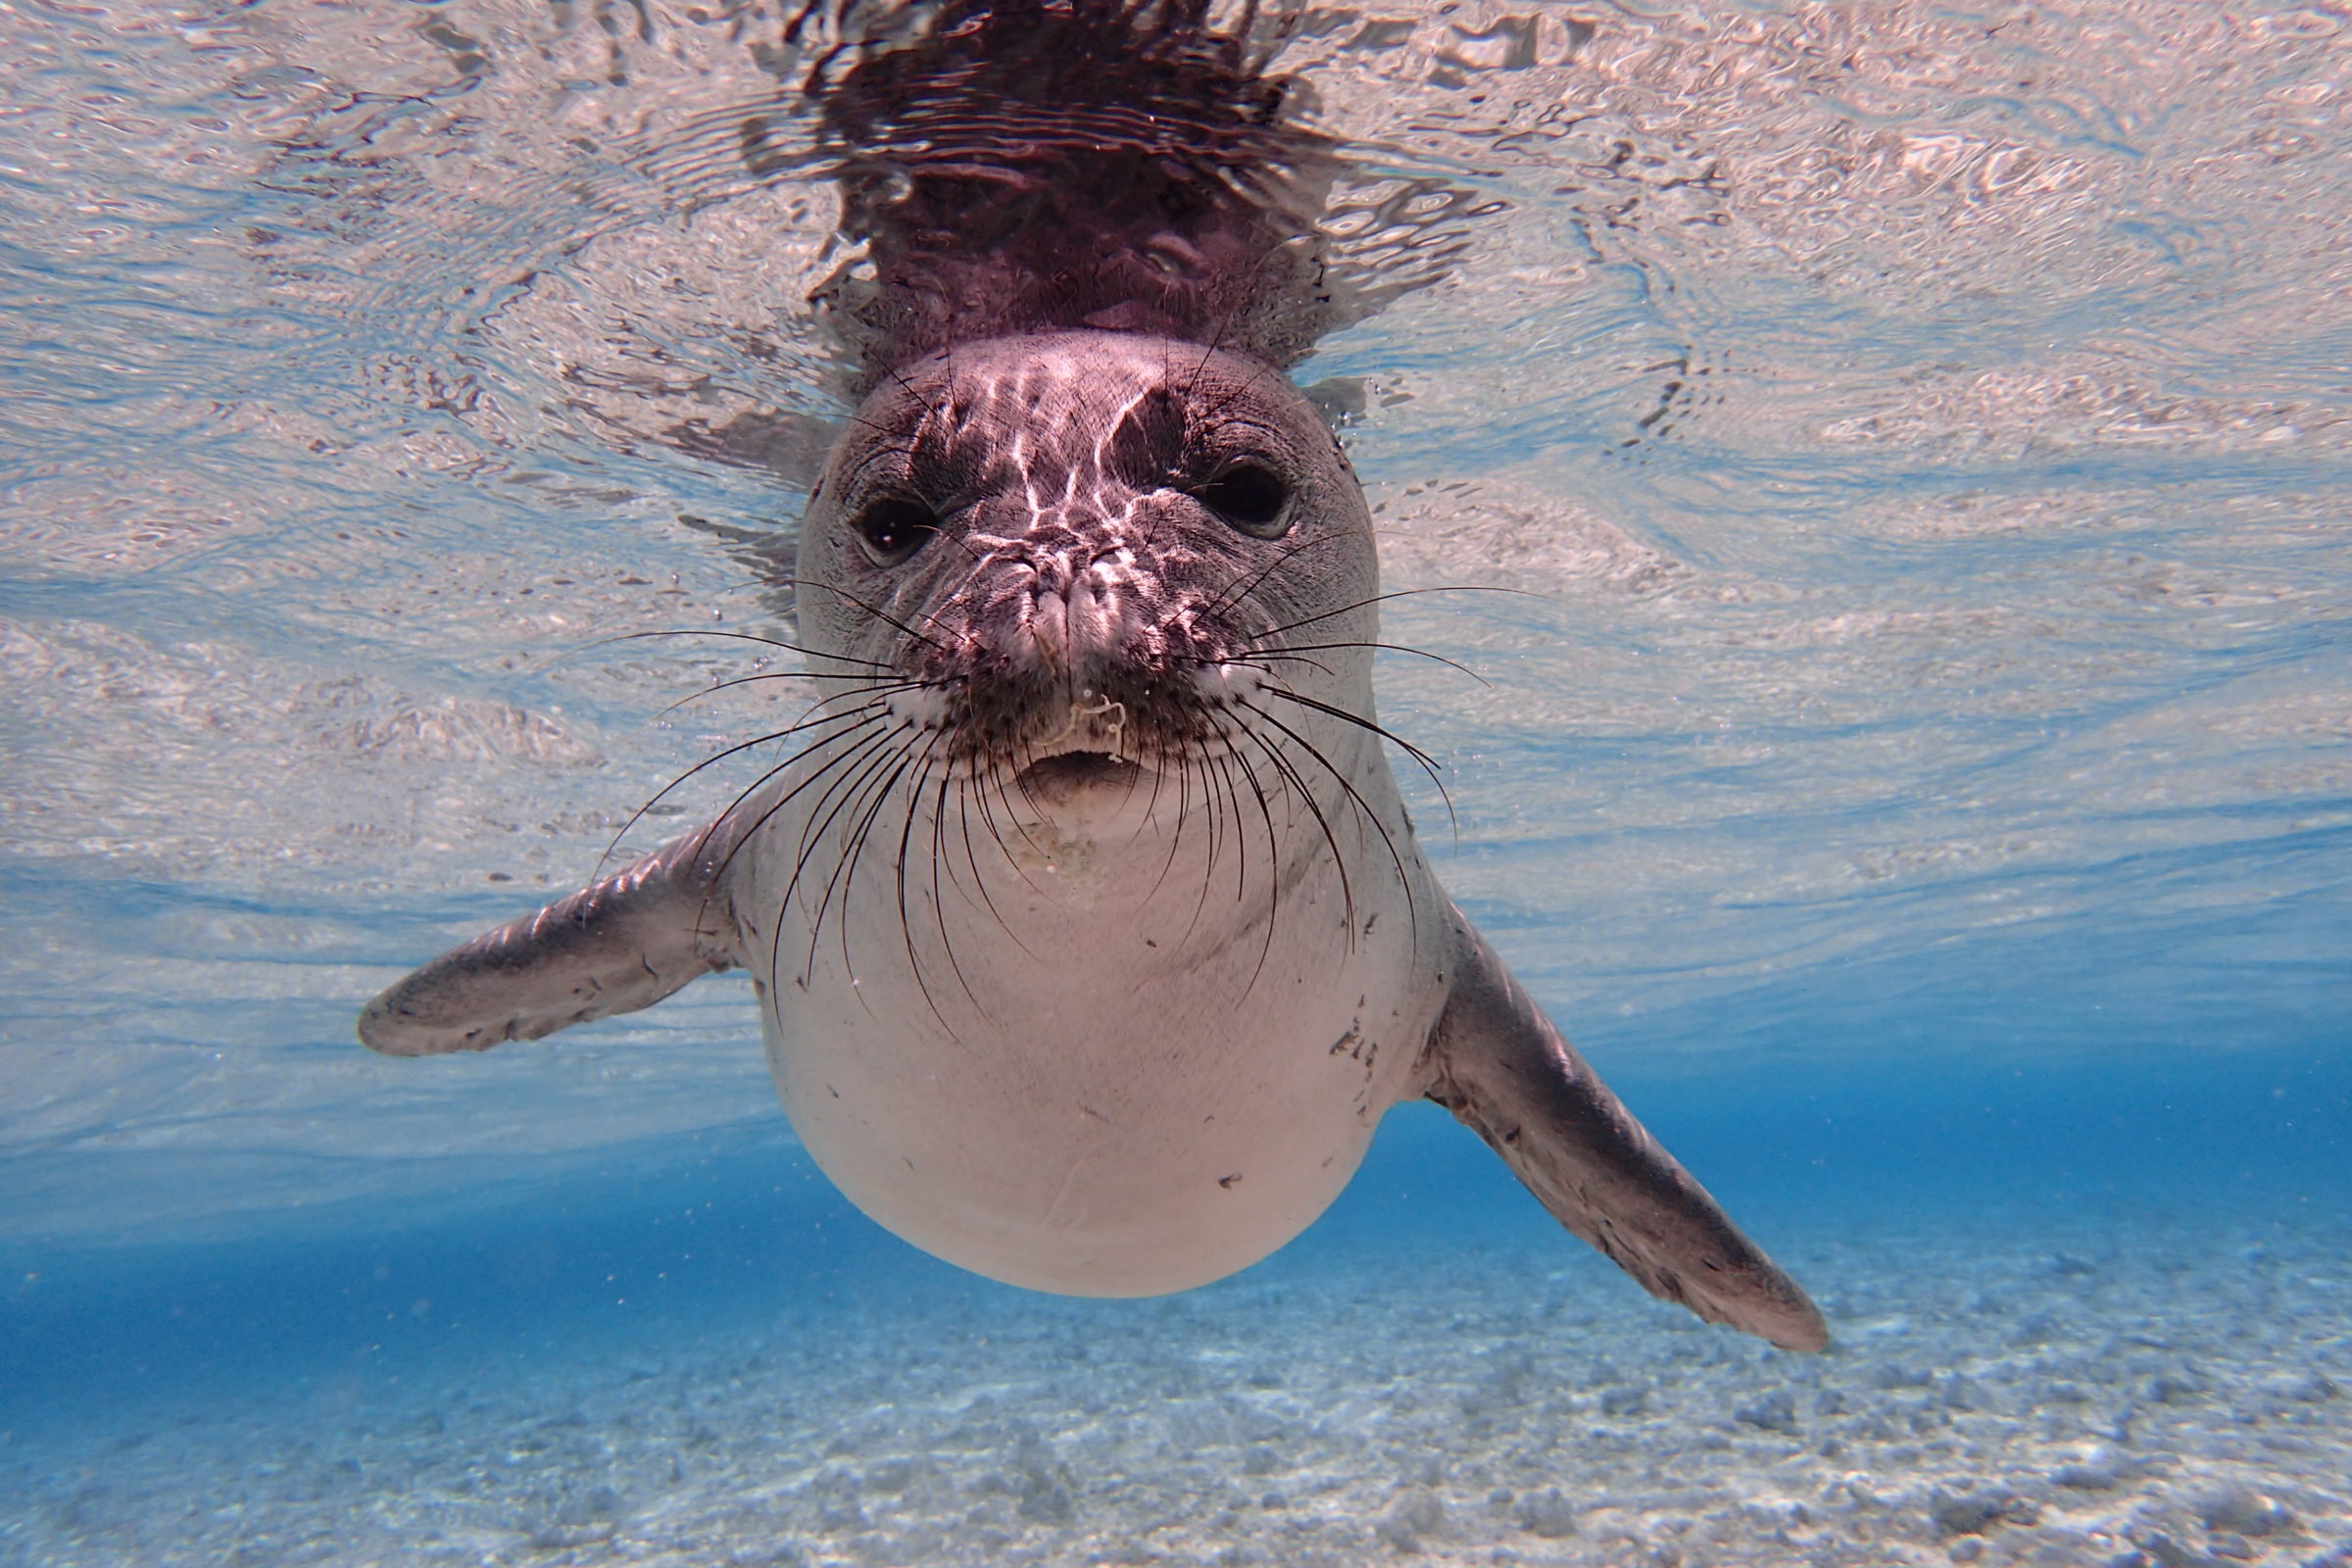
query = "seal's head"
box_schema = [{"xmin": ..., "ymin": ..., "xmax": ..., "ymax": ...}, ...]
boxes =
[{"xmin": 798, "ymin": 329, "xmax": 1377, "ymax": 814}]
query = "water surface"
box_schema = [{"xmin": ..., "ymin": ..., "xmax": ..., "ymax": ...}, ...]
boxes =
[{"xmin": 3, "ymin": 2, "xmax": 2348, "ymax": 1564}]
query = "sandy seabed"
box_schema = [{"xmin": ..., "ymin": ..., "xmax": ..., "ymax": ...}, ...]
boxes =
[{"xmin": 5, "ymin": 1197, "xmax": 2348, "ymax": 1568}]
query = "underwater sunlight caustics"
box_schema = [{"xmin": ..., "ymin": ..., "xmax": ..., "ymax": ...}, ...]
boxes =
[
  {"xmin": 359, "ymin": 0, "xmax": 1825, "ymax": 1350},
  {"xmin": 10, "ymin": 0, "xmax": 2352, "ymax": 1560}
]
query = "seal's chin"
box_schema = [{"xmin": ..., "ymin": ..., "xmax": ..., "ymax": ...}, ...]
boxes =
[{"xmin": 1015, "ymin": 750, "xmax": 1145, "ymax": 804}]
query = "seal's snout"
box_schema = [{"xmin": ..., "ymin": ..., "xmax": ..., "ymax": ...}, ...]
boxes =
[
  {"xmin": 924, "ymin": 522, "xmax": 1210, "ymax": 797},
  {"xmin": 1022, "ymin": 556, "xmax": 1130, "ymax": 678},
  {"xmin": 1006, "ymin": 563, "xmax": 1154, "ymax": 796}
]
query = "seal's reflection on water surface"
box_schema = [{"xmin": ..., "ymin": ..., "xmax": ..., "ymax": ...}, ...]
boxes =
[{"xmin": 358, "ymin": 0, "xmax": 1827, "ymax": 1351}]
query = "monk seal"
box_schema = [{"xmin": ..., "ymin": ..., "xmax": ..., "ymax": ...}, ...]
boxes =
[{"xmin": 358, "ymin": 0, "xmax": 1827, "ymax": 1350}]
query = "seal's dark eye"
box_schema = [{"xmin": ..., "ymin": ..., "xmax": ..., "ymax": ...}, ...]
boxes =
[
  {"xmin": 1193, "ymin": 463, "xmax": 1293, "ymax": 539},
  {"xmin": 848, "ymin": 497, "xmax": 937, "ymax": 566}
]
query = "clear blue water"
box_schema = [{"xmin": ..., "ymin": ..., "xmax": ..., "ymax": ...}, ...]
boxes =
[{"xmin": 4, "ymin": 1, "xmax": 2350, "ymax": 1563}]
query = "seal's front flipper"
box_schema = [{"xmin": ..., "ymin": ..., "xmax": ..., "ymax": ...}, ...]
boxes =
[
  {"xmin": 1422, "ymin": 910, "xmax": 1829, "ymax": 1351},
  {"xmin": 360, "ymin": 829, "xmax": 742, "ymax": 1057}
]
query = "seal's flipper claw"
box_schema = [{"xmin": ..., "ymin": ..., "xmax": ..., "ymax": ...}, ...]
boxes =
[
  {"xmin": 359, "ymin": 829, "xmax": 741, "ymax": 1057},
  {"xmin": 1422, "ymin": 908, "xmax": 1829, "ymax": 1351}
]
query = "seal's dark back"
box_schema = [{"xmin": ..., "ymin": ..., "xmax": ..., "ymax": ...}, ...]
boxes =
[{"xmin": 801, "ymin": 0, "xmax": 1351, "ymax": 386}]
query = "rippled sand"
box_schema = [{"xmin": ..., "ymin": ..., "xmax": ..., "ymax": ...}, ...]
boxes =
[{"xmin": 9, "ymin": 1195, "xmax": 2347, "ymax": 1568}]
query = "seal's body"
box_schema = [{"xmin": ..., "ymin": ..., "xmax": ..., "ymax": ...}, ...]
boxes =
[
  {"xmin": 359, "ymin": 0, "xmax": 1828, "ymax": 1349},
  {"xmin": 742, "ymin": 332, "xmax": 1430, "ymax": 1298}
]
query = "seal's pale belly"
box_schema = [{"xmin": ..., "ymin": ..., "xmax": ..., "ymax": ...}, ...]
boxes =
[{"xmin": 742, "ymin": 764, "xmax": 1444, "ymax": 1296}]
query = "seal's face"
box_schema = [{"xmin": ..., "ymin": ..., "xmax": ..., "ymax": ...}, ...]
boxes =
[{"xmin": 798, "ymin": 330, "xmax": 1377, "ymax": 813}]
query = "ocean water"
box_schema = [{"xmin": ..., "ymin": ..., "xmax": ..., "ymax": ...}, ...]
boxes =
[{"xmin": 3, "ymin": 1, "xmax": 2349, "ymax": 1564}]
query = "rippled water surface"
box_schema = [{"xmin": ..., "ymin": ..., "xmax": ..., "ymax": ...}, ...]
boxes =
[{"xmin": 3, "ymin": 2, "xmax": 2349, "ymax": 1564}]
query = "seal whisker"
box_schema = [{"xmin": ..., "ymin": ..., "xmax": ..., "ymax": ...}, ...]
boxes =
[
  {"xmin": 1189, "ymin": 741, "xmax": 1239, "ymax": 935},
  {"xmin": 605, "ymin": 698, "xmax": 898, "ymax": 878},
  {"xmin": 651, "ymin": 670, "xmax": 920, "ymax": 725},
  {"xmin": 880, "ymin": 748, "xmax": 991, "ymax": 1037},
  {"xmin": 1167, "ymin": 734, "xmax": 1240, "ymax": 954},
  {"xmin": 781, "ymin": 727, "xmax": 909, "ymax": 952},
  {"xmin": 979, "ymin": 762, "xmax": 1058, "ymax": 882},
  {"xmin": 917, "ymin": 758, "xmax": 996, "ymax": 1027},
  {"xmin": 954, "ymin": 771, "xmax": 1043, "ymax": 963},
  {"xmin": 701, "ymin": 711, "xmax": 893, "ymax": 903},
  {"xmin": 685, "ymin": 709, "xmax": 901, "ymax": 941},
  {"xmin": 1250, "ymin": 681, "xmax": 1457, "ymax": 836},
  {"xmin": 812, "ymin": 742, "xmax": 920, "ymax": 995},
  {"xmin": 1179, "ymin": 745, "xmax": 1220, "ymax": 907},
  {"xmin": 1230, "ymin": 713, "xmax": 1354, "ymax": 942},
  {"xmin": 1219, "ymin": 728, "xmax": 1291, "ymax": 997},
  {"xmin": 1131, "ymin": 736, "xmax": 1173, "ymax": 853},
  {"xmin": 1252, "ymin": 683, "xmax": 1444, "ymax": 775},
  {"xmin": 1200, "ymin": 650, "xmax": 1340, "ymax": 683},
  {"xmin": 771, "ymin": 733, "xmax": 905, "ymax": 996},
  {"xmin": 1138, "ymin": 737, "xmax": 1194, "ymax": 906},
  {"xmin": 1250, "ymin": 641, "xmax": 1490, "ymax": 685},
  {"xmin": 1186, "ymin": 334, "xmax": 1306, "ymax": 431},
  {"xmin": 1199, "ymin": 530, "xmax": 1346, "ymax": 624},
  {"xmin": 1213, "ymin": 739, "xmax": 1258, "ymax": 912},
  {"xmin": 757, "ymin": 728, "xmax": 895, "ymax": 1001},
  {"xmin": 588, "ymin": 628, "xmax": 900, "ymax": 673},
  {"xmin": 1241, "ymin": 585, "xmax": 1541, "ymax": 648},
  {"xmin": 769, "ymin": 724, "xmax": 898, "ymax": 893},
  {"xmin": 884, "ymin": 358, "xmax": 953, "ymax": 429},
  {"xmin": 1207, "ymin": 732, "xmax": 1249, "ymax": 901},
  {"xmin": 882, "ymin": 734, "xmax": 957, "ymax": 1024},
  {"xmin": 1241, "ymin": 698, "xmax": 1418, "ymax": 942},
  {"xmin": 781, "ymin": 576, "xmax": 956, "ymax": 654}
]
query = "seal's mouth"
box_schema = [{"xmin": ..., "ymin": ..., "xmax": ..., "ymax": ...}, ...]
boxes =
[
  {"xmin": 1014, "ymin": 750, "xmax": 1144, "ymax": 803},
  {"xmin": 1003, "ymin": 693, "xmax": 1148, "ymax": 803}
]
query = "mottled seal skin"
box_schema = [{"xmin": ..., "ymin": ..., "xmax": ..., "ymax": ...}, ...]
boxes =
[{"xmin": 357, "ymin": 0, "xmax": 1827, "ymax": 1350}]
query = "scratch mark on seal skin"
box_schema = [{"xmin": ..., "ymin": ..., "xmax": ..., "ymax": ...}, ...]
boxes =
[{"xmin": 1042, "ymin": 1154, "xmax": 1092, "ymax": 1232}]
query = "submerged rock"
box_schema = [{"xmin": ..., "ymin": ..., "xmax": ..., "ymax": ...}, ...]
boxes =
[
  {"xmin": 2124, "ymin": 1530, "xmax": 2235, "ymax": 1568},
  {"xmin": 1599, "ymin": 1385, "xmax": 1650, "ymax": 1418},
  {"xmin": 1929, "ymin": 1488, "xmax": 2038, "ymax": 1539},
  {"xmin": 2197, "ymin": 1486, "xmax": 2295, "ymax": 1539},
  {"xmin": 1734, "ymin": 1389, "xmax": 1798, "ymax": 1435},
  {"xmin": 2048, "ymin": 1446, "xmax": 2130, "ymax": 1491},
  {"xmin": 1376, "ymin": 1487, "xmax": 1446, "ymax": 1552},
  {"xmin": 1010, "ymin": 1441, "xmax": 1075, "ymax": 1525},
  {"xmin": 1515, "ymin": 1487, "xmax": 1579, "ymax": 1539}
]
